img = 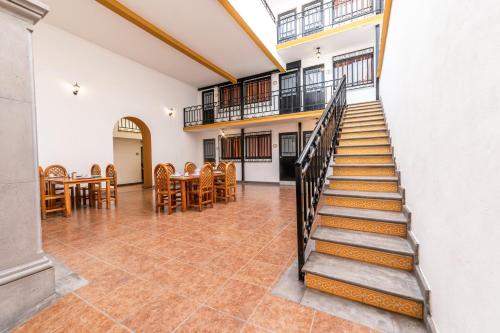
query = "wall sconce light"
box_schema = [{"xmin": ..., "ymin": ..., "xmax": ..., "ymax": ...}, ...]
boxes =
[
  {"xmin": 220, "ymin": 129, "xmax": 226, "ymax": 137},
  {"xmin": 165, "ymin": 107, "xmax": 175, "ymax": 117},
  {"xmin": 315, "ymin": 47, "xmax": 321, "ymax": 59},
  {"xmin": 72, "ymin": 82, "xmax": 80, "ymax": 95}
]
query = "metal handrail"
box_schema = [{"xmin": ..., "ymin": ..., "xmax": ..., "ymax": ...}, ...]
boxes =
[
  {"xmin": 260, "ymin": 0, "xmax": 276, "ymax": 23},
  {"xmin": 184, "ymin": 80, "xmax": 338, "ymax": 127},
  {"xmin": 277, "ymin": 0, "xmax": 380, "ymax": 43},
  {"xmin": 294, "ymin": 75, "xmax": 347, "ymax": 280}
]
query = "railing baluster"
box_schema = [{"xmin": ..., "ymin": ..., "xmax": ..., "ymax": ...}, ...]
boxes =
[{"xmin": 294, "ymin": 76, "xmax": 346, "ymax": 280}]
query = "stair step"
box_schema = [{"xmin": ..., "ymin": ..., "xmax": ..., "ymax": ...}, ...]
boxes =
[
  {"xmin": 336, "ymin": 144, "xmax": 392, "ymax": 155},
  {"xmin": 324, "ymin": 189, "xmax": 403, "ymax": 212},
  {"xmin": 328, "ymin": 175, "xmax": 399, "ymax": 192},
  {"xmin": 342, "ymin": 116, "xmax": 385, "ymax": 124},
  {"xmin": 303, "ymin": 252, "xmax": 424, "ymax": 319},
  {"xmin": 319, "ymin": 206, "xmax": 408, "ymax": 224},
  {"xmin": 341, "ymin": 120, "xmax": 386, "ymax": 128},
  {"xmin": 347, "ymin": 101, "xmax": 381, "ymax": 108},
  {"xmin": 344, "ymin": 110, "xmax": 384, "ymax": 119},
  {"xmin": 334, "ymin": 153, "xmax": 394, "ymax": 165},
  {"xmin": 344, "ymin": 113, "xmax": 385, "ymax": 120},
  {"xmin": 318, "ymin": 206, "xmax": 408, "ymax": 236},
  {"xmin": 345, "ymin": 109, "xmax": 383, "ymax": 116},
  {"xmin": 339, "ymin": 130, "xmax": 388, "ymax": 139},
  {"xmin": 332, "ymin": 163, "xmax": 396, "ymax": 177},
  {"xmin": 341, "ymin": 125, "xmax": 387, "ymax": 133},
  {"xmin": 338, "ymin": 136, "xmax": 390, "ymax": 146},
  {"xmin": 313, "ymin": 226, "xmax": 414, "ymax": 255}
]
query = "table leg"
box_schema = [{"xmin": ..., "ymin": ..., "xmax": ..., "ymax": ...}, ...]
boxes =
[
  {"xmin": 64, "ymin": 183, "xmax": 71, "ymax": 217},
  {"xmin": 181, "ymin": 181, "xmax": 187, "ymax": 211},
  {"xmin": 106, "ymin": 179, "xmax": 111, "ymax": 208},
  {"xmin": 97, "ymin": 182, "xmax": 102, "ymax": 209}
]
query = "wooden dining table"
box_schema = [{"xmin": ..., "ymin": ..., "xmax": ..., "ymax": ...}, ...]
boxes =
[
  {"xmin": 170, "ymin": 171, "xmax": 225, "ymax": 211},
  {"xmin": 47, "ymin": 176, "xmax": 112, "ymax": 217}
]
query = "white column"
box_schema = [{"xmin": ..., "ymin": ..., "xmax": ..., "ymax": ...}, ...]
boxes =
[{"xmin": 0, "ymin": 1, "xmax": 54, "ymax": 331}]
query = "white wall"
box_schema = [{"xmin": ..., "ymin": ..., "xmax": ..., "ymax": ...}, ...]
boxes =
[
  {"xmin": 379, "ymin": 1, "xmax": 500, "ymax": 332},
  {"xmin": 33, "ymin": 23, "xmax": 199, "ymax": 176},
  {"xmin": 112, "ymin": 137, "xmax": 142, "ymax": 185},
  {"xmin": 194, "ymin": 119, "xmax": 317, "ymax": 183}
]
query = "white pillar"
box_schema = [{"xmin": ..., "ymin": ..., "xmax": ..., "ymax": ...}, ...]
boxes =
[{"xmin": 0, "ymin": 1, "xmax": 55, "ymax": 331}]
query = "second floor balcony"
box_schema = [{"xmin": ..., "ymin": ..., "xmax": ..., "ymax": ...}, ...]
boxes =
[
  {"xmin": 277, "ymin": 0, "xmax": 382, "ymax": 44},
  {"xmin": 184, "ymin": 80, "xmax": 339, "ymax": 128}
]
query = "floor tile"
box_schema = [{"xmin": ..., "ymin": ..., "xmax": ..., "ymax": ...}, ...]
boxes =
[
  {"xmin": 175, "ymin": 307, "xmax": 244, "ymax": 333},
  {"xmin": 233, "ymin": 259, "xmax": 284, "ymax": 288},
  {"xmin": 250, "ymin": 294, "xmax": 315, "ymax": 333},
  {"xmin": 311, "ymin": 311, "xmax": 374, "ymax": 333},
  {"xmin": 123, "ymin": 291, "xmax": 198, "ymax": 332},
  {"xmin": 206, "ymin": 279, "xmax": 266, "ymax": 320}
]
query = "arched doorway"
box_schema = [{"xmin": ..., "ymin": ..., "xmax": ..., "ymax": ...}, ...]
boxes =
[{"xmin": 112, "ymin": 117, "xmax": 152, "ymax": 188}]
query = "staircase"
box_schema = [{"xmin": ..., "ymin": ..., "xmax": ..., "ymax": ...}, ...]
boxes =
[{"xmin": 301, "ymin": 101, "xmax": 431, "ymax": 324}]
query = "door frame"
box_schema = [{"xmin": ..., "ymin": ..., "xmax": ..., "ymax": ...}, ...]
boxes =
[
  {"xmin": 279, "ymin": 70, "xmax": 301, "ymax": 114},
  {"xmin": 301, "ymin": 0, "xmax": 324, "ymax": 36},
  {"xmin": 302, "ymin": 64, "xmax": 325, "ymax": 111},
  {"xmin": 202, "ymin": 89, "xmax": 215, "ymax": 124},
  {"xmin": 203, "ymin": 138, "xmax": 216, "ymax": 163},
  {"xmin": 279, "ymin": 131, "xmax": 299, "ymax": 181}
]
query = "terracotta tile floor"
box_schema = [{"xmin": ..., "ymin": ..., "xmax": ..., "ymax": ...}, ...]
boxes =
[{"xmin": 15, "ymin": 184, "xmax": 376, "ymax": 332}]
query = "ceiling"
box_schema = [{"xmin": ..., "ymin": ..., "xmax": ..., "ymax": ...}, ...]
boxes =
[{"xmin": 41, "ymin": 0, "xmax": 281, "ymax": 87}]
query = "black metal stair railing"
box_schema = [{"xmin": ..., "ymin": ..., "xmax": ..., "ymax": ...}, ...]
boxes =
[{"xmin": 294, "ymin": 76, "xmax": 346, "ymax": 280}]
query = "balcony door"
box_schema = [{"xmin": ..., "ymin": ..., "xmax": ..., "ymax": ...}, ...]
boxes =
[
  {"xmin": 279, "ymin": 71, "xmax": 300, "ymax": 114},
  {"xmin": 303, "ymin": 65, "xmax": 325, "ymax": 111},
  {"xmin": 202, "ymin": 90, "xmax": 215, "ymax": 124},
  {"xmin": 279, "ymin": 132, "xmax": 298, "ymax": 181},
  {"xmin": 302, "ymin": 0, "xmax": 323, "ymax": 36}
]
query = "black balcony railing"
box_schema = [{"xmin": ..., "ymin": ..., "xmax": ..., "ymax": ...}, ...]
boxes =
[
  {"xmin": 277, "ymin": 0, "xmax": 380, "ymax": 43},
  {"xmin": 184, "ymin": 80, "xmax": 337, "ymax": 127},
  {"xmin": 295, "ymin": 76, "xmax": 346, "ymax": 280}
]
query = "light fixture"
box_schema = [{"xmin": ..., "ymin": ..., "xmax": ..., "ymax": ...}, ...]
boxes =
[
  {"xmin": 167, "ymin": 107, "xmax": 175, "ymax": 117},
  {"xmin": 72, "ymin": 82, "xmax": 80, "ymax": 95},
  {"xmin": 220, "ymin": 129, "xmax": 226, "ymax": 137},
  {"xmin": 315, "ymin": 47, "xmax": 321, "ymax": 59}
]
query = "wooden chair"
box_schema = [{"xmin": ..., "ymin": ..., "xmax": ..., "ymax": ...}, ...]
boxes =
[
  {"xmin": 184, "ymin": 162, "xmax": 196, "ymax": 174},
  {"xmin": 43, "ymin": 164, "xmax": 70, "ymax": 207},
  {"xmin": 164, "ymin": 163, "xmax": 175, "ymax": 174},
  {"xmin": 215, "ymin": 162, "xmax": 237, "ymax": 203},
  {"xmin": 188, "ymin": 164, "xmax": 214, "ymax": 211},
  {"xmin": 154, "ymin": 163, "xmax": 180, "ymax": 214},
  {"xmin": 39, "ymin": 166, "xmax": 66, "ymax": 219},
  {"xmin": 88, "ymin": 164, "xmax": 102, "ymax": 206},
  {"xmin": 216, "ymin": 162, "xmax": 226, "ymax": 172},
  {"xmin": 209, "ymin": 162, "xmax": 216, "ymax": 168},
  {"xmin": 105, "ymin": 164, "xmax": 118, "ymax": 205}
]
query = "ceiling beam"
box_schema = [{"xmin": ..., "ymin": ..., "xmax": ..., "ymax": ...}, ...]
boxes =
[
  {"xmin": 95, "ymin": 0, "xmax": 237, "ymax": 83},
  {"xmin": 218, "ymin": 0, "xmax": 285, "ymax": 72}
]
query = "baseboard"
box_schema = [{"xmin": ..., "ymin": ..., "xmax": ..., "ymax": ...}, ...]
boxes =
[
  {"xmin": 0, "ymin": 257, "xmax": 55, "ymax": 332},
  {"xmin": 238, "ymin": 181, "xmax": 280, "ymax": 186},
  {"xmin": 117, "ymin": 182, "xmax": 143, "ymax": 187}
]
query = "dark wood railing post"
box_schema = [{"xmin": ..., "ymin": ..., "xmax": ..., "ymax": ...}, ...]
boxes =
[{"xmin": 240, "ymin": 128, "xmax": 245, "ymax": 182}]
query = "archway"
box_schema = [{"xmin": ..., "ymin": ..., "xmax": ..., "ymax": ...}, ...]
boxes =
[{"xmin": 112, "ymin": 117, "xmax": 153, "ymax": 188}]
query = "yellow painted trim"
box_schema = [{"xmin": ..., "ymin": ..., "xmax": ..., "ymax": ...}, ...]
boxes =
[
  {"xmin": 277, "ymin": 14, "xmax": 383, "ymax": 50},
  {"xmin": 377, "ymin": 0, "xmax": 393, "ymax": 78},
  {"xmin": 218, "ymin": 0, "xmax": 285, "ymax": 72},
  {"xmin": 184, "ymin": 109, "xmax": 323, "ymax": 132},
  {"xmin": 95, "ymin": 0, "xmax": 237, "ymax": 83}
]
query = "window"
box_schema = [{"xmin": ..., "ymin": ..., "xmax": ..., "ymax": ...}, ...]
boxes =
[
  {"xmin": 277, "ymin": 9, "xmax": 297, "ymax": 42},
  {"xmin": 219, "ymin": 134, "xmax": 241, "ymax": 160},
  {"xmin": 245, "ymin": 77, "xmax": 271, "ymax": 104},
  {"xmin": 117, "ymin": 118, "xmax": 141, "ymax": 133},
  {"xmin": 203, "ymin": 139, "xmax": 216, "ymax": 162},
  {"xmin": 333, "ymin": 48, "xmax": 374, "ymax": 89},
  {"xmin": 219, "ymin": 84, "xmax": 241, "ymax": 108},
  {"xmin": 302, "ymin": 0, "xmax": 323, "ymax": 36},
  {"xmin": 245, "ymin": 131, "xmax": 272, "ymax": 161}
]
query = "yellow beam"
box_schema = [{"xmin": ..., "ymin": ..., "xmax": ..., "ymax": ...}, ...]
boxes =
[
  {"xmin": 277, "ymin": 14, "xmax": 383, "ymax": 50},
  {"xmin": 95, "ymin": 0, "xmax": 237, "ymax": 83},
  {"xmin": 377, "ymin": 0, "xmax": 393, "ymax": 78},
  {"xmin": 218, "ymin": 0, "xmax": 285, "ymax": 72},
  {"xmin": 184, "ymin": 110, "xmax": 324, "ymax": 132}
]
